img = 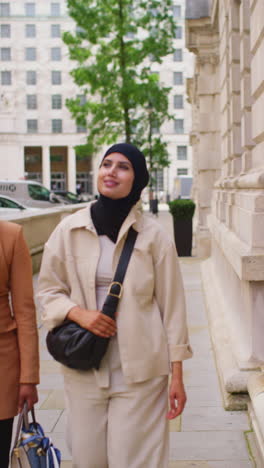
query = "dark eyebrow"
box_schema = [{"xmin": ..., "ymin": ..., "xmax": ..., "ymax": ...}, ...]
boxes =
[{"xmin": 104, "ymin": 157, "xmax": 132, "ymax": 167}]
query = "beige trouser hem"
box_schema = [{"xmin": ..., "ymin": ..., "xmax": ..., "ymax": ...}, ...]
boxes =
[{"xmin": 64, "ymin": 369, "xmax": 169, "ymax": 468}]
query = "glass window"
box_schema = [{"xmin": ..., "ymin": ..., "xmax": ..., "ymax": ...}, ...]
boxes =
[
  {"xmin": 25, "ymin": 3, "xmax": 35, "ymax": 17},
  {"xmin": 51, "ymin": 3, "xmax": 60, "ymax": 16},
  {"xmin": 174, "ymin": 94, "xmax": 183, "ymax": 109},
  {"xmin": 0, "ymin": 3, "xmax": 10, "ymax": 16},
  {"xmin": 51, "ymin": 47, "xmax": 61, "ymax": 61},
  {"xmin": 25, "ymin": 47, "xmax": 36, "ymax": 60},
  {"xmin": 77, "ymin": 94, "xmax": 86, "ymax": 106},
  {"xmin": 51, "ymin": 24, "xmax": 60, "ymax": 37},
  {"xmin": 27, "ymin": 119, "xmax": 38, "ymax": 133},
  {"xmin": 0, "ymin": 24, "xmax": 10, "ymax": 37},
  {"xmin": 156, "ymin": 169, "xmax": 164, "ymax": 191},
  {"xmin": 1, "ymin": 70, "xmax": 11, "ymax": 84},
  {"xmin": 175, "ymin": 26, "xmax": 182, "ymax": 39},
  {"xmin": 173, "ymin": 5, "xmax": 181, "ymax": 18},
  {"xmin": 177, "ymin": 146, "xmax": 187, "ymax": 160},
  {"xmin": 77, "ymin": 125, "xmax": 86, "ymax": 133},
  {"xmin": 177, "ymin": 168, "xmax": 188, "ymax": 175},
  {"xmin": 51, "ymin": 70, "xmax": 61, "ymax": 84},
  {"xmin": 52, "ymin": 119, "xmax": 62, "ymax": 133},
  {"xmin": 26, "ymin": 70, "xmax": 36, "ymax": 84},
  {"xmin": 27, "ymin": 94, "xmax": 37, "ymax": 109},
  {"xmin": 173, "ymin": 71, "xmax": 183, "ymax": 85},
  {"xmin": 174, "ymin": 119, "xmax": 184, "ymax": 134},
  {"xmin": 25, "ymin": 24, "xmax": 36, "ymax": 37},
  {"xmin": 173, "ymin": 49, "xmax": 182, "ymax": 62},
  {"xmin": 0, "ymin": 197, "xmax": 24, "ymax": 209},
  {"xmin": 0, "ymin": 47, "xmax": 11, "ymax": 60},
  {"xmin": 28, "ymin": 184, "xmax": 51, "ymax": 201},
  {"xmin": 52, "ymin": 94, "xmax": 62, "ymax": 109}
]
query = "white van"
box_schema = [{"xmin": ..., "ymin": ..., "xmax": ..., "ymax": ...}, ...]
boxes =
[{"xmin": 0, "ymin": 180, "xmax": 62, "ymax": 208}]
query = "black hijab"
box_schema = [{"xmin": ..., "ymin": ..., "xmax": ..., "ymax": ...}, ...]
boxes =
[{"xmin": 91, "ymin": 143, "xmax": 149, "ymax": 242}]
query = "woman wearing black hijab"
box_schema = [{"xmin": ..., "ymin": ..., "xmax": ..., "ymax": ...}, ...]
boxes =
[{"xmin": 38, "ymin": 143, "xmax": 192, "ymax": 468}]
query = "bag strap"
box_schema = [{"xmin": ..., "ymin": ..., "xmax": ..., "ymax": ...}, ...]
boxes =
[
  {"xmin": 12, "ymin": 402, "xmax": 38, "ymax": 450},
  {"xmin": 102, "ymin": 226, "xmax": 138, "ymax": 319}
]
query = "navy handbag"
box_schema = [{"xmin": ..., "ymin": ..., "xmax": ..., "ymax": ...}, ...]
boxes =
[{"xmin": 11, "ymin": 403, "xmax": 61, "ymax": 468}]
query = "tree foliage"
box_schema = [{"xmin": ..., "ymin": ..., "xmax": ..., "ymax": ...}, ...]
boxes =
[{"xmin": 64, "ymin": 0, "xmax": 176, "ymax": 173}]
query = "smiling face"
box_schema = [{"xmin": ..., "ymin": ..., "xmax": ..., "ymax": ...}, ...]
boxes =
[{"xmin": 97, "ymin": 152, "xmax": 135, "ymax": 200}]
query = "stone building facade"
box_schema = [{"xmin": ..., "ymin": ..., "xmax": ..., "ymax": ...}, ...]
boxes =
[{"xmin": 186, "ymin": 0, "xmax": 264, "ymax": 456}]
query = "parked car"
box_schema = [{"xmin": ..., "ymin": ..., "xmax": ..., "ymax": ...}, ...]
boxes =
[
  {"xmin": 0, "ymin": 180, "xmax": 63, "ymax": 208},
  {"xmin": 0, "ymin": 194, "xmax": 40, "ymax": 217},
  {"xmin": 53, "ymin": 190, "xmax": 85, "ymax": 205}
]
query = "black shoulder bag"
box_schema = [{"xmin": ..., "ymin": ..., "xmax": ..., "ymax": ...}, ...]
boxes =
[{"xmin": 46, "ymin": 227, "xmax": 138, "ymax": 371}]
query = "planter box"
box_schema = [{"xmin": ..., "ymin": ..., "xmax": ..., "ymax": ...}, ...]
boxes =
[{"xmin": 173, "ymin": 218, "xmax": 193, "ymax": 256}]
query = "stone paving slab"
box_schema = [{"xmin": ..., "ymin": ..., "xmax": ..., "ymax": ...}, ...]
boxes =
[{"xmin": 170, "ymin": 431, "xmax": 250, "ymax": 461}]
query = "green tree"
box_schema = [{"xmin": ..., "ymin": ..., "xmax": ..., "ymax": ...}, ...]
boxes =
[{"xmin": 64, "ymin": 0, "xmax": 176, "ymax": 176}]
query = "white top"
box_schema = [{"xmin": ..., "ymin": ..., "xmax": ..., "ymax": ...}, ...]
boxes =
[{"xmin": 95, "ymin": 235, "xmax": 123, "ymax": 388}]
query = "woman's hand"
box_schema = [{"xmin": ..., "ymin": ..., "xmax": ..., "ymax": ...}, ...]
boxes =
[
  {"xmin": 18, "ymin": 384, "xmax": 38, "ymax": 413},
  {"xmin": 67, "ymin": 306, "xmax": 117, "ymax": 338},
  {"xmin": 166, "ymin": 361, "xmax": 186, "ymax": 420}
]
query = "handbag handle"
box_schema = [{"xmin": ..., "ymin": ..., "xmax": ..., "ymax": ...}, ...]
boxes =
[
  {"xmin": 12, "ymin": 402, "xmax": 37, "ymax": 449},
  {"xmin": 102, "ymin": 226, "xmax": 138, "ymax": 318}
]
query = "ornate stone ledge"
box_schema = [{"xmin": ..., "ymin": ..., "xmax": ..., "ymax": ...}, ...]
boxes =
[
  {"xmin": 201, "ymin": 258, "xmax": 256, "ymax": 410},
  {"xmin": 210, "ymin": 215, "xmax": 264, "ymax": 280},
  {"xmin": 215, "ymin": 169, "xmax": 264, "ymax": 189}
]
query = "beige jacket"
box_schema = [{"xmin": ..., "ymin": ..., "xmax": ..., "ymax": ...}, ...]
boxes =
[{"xmin": 38, "ymin": 203, "xmax": 192, "ymax": 383}]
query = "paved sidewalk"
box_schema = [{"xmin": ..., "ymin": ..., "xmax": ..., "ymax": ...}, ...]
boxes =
[{"xmin": 33, "ymin": 211, "xmax": 255, "ymax": 467}]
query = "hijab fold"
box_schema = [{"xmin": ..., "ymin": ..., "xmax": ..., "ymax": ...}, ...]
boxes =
[{"xmin": 91, "ymin": 143, "xmax": 149, "ymax": 243}]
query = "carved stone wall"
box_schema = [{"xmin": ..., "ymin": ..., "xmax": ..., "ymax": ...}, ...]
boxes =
[{"xmin": 186, "ymin": 0, "xmax": 264, "ymax": 410}]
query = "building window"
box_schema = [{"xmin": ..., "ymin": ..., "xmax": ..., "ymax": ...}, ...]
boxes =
[
  {"xmin": 173, "ymin": 5, "xmax": 181, "ymax": 18},
  {"xmin": 52, "ymin": 94, "xmax": 62, "ymax": 109},
  {"xmin": 51, "ymin": 24, "xmax": 60, "ymax": 37},
  {"xmin": 27, "ymin": 94, "xmax": 37, "ymax": 109},
  {"xmin": 51, "ymin": 70, "xmax": 61, "ymax": 84},
  {"xmin": 174, "ymin": 94, "xmax": 183, "ymax": 109},
  {"xmin": 177, "ymin": 146, "xmax": 187, "ymax": 160},
  {"xmin": 156, "ymin": 169, "xmax": 164, "ymax": 191},
  {"xmin": 175, "ymin": 26, "xmax": 182, "ymax": 39},
  {"xmin": 77, "ymin": 94, "xmax": 87, "ymax": 106},
  {"xmin": 51, "ymin": 3, "xmax": 60, "ymax": 16},
  {"xmin": 0, "ymin": 3, "xmax": 10, "ymax": 16},
  {"xmin": 1, "ymin": 70, "xmax": 11, "ymax": 84},
  {"xmin": 52, "ymin": 119, "xmax": 62, "ymax": 133},
  {"xmin": 177, "ymin": 168, "xmax": 188, "ymax": 175},
  {"xmin": 0, "ymin": 47, "xmax": 11, "ymax": 60},
  {"xmin": 25, "ymin": 3, "xmax": 35, "ymax": 17},
  {"xmin": 25, "ymin": 24, "xmax": 36, "ymax": 37},
  {"xmin": 25, "ymin": 47, "xmax": 36, "ymax": 60},
  {"xmin": 174, "ymin": 119, "xmax": 184, "ymax": 134},
  {"xmin": 77, "ymin": 125, "xmax": 86, "ymax": 133},
  {"xmin": 26, "ymin": 70, "xmax": 36, "ymax": 84},
  {"xmin": 51, "ymin": 47, "xmax": 61, "ymax": 61},
  {"xmin": 27, "ymin": 119, "xmax": 38, "ymax": 133},
  {"xmin": 173, "ymin": 71, "xmax": 183, "ymax": 85},
  {"xmin": 173, "ymin": 49, "xmax": 182, "ymax": 62},
  {"xmin": 0, "ymin": 24, "xmax": 10, "ymax": 37}
]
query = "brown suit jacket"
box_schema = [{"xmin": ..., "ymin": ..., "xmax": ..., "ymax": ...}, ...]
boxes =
[{"xmin": 0, "ymin": 221, "xmax": 39, "ymax": 419}]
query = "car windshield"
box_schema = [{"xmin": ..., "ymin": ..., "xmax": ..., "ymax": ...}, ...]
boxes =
[
  {"xmin": 0, "ymin": 197, "xmax": 23, "ymax": 209},
  {"xmin": 64, "ymin": 192, "xmax": 79, "ymax": 202},
  {"xmin": 28, "ymin": 184, "xmax": 51, "ymax": 201}
]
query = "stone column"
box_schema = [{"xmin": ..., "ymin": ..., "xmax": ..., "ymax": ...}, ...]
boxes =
[
  {"xmin": 67, "ymin": 146, "xmax": 77, "ymax": 192},
  {"xmin": 185, "ymin": 16, "xmax": 221, "ymax": 257},
  {"xmin": 42, "ymin": 145, "xmax": 51, "ymax": 189}
]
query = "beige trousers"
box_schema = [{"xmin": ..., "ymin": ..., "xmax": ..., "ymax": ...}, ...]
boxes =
[{"xmin": 63, "ymin": 367, "xmax": 169, "ymax": 468}]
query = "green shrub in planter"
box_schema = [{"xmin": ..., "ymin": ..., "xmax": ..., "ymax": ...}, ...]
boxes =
[{"xmin": 168, "ymin": 199, "xmax": 195, "ymax": 256}]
